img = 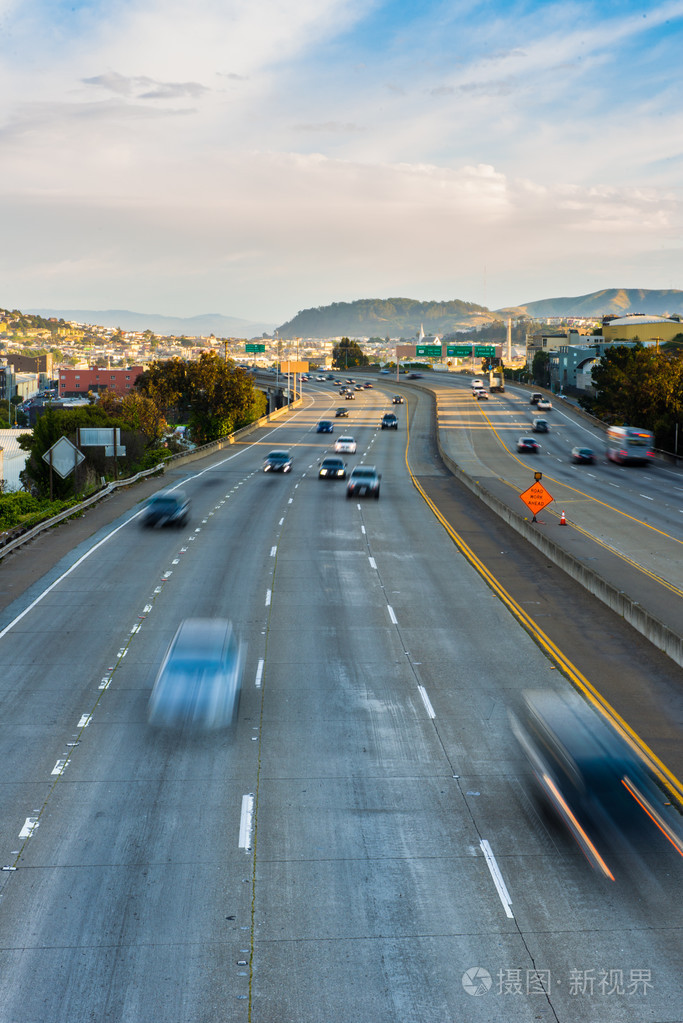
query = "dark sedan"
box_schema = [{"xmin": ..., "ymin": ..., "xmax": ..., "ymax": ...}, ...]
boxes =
[
  {"xmin": 335, "ymin": 407, "xmax": 349, "ymax": 417},
  {"xmin": 142, "ymin": 490, "xmax": 190, "ymax": 528},
  {"xmin": 517, "ymin": 437, "xmax": 540, "ymax": 454},
  {"xmin": 263, "ymin": 449, "xmax": 292, "ymax": 472},
  {"xmin": 346, "ymin": 465, "xmax": 381, "ymax": 499},
  {"xmin": 318, "ymin": 456, "xmax": 348, "ymax": 479},
  {"xmin": 571, "ymin": 446, "xmax": 595, "ymax": 464},
  {"xmin": 316, "ymin": 420, "xmax": 334, "ymax": 434}
]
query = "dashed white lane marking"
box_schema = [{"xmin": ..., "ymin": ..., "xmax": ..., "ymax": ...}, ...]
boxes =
[
  {"xmin": 255, "ymin": 659, "xmax": 264, "ymax": 688},
  {"xmin": 172, "ymin": 558, "xmax": 179, "ymax": 565},
  {"xmin": 640, "ymin": 494, "xmax": 654, "ymax": 500},
  {"xmin": 265, "ymin": 589, "xmax": 272, "ymax": 606},
  {"xmin": 238, "ymin": 794, "xmax": 255, "ymax": 851},
  {"xmin": 51, "ymin": 759, "xmax": 67, "ymax": 776},
  {"xmin": 288, "ymin": 498, "xmax": 293, "ymax": 504},
  {"xmin": 78, "ymin": 714, "xmax": 92, "ymax": 728},
  {"xmin": 19, "ymin": 818, "xmax": 39, "ymax": 840},
  {"xmin": 361, "ymin": 525, "xmax": 366, "ymax": 534},
  {"xmin": 418, "ymin": 685, "xmax": 436, "ymax": 719},
  {"xmin": 270, "ymin": 546, "xmax": 277, "ymax": 557},
  {"xmin": 368, "ymin": 557, "xmax": 377, "ymax": 569},
  {"xmin": 480, "ymin": 839, "xmax": 514, "ymax": 918},
  {"xmin": 387, "ymin": 605, "xmax": 398, "ymax": 625},
  {"xmin": 279, "ymin": 518, "xmax": 284, "ymax": 526},
  {"xmin": 162, "ymin": 571, "xmax": 172, "ymax": 579}
]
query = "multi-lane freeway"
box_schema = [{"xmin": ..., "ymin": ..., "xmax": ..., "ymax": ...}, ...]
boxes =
[{"xmin": 0, "ymin": 378, "xmax": 681, "ymax": 1022}]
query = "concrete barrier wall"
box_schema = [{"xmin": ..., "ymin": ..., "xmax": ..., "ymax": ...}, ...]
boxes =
[{"xmin": 418, "ymin": 385, "xmax": 683, "ymax": 668}]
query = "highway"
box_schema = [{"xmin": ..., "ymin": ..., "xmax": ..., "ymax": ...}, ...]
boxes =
[{"xmin": 0, "ymin": 381, "xmax": 681, "ymax": 1022}]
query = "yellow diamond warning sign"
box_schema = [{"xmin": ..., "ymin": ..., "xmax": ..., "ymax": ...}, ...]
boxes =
[{"xmin": 519, "ymin": 480, "xmax": 553, "ymax": 517}]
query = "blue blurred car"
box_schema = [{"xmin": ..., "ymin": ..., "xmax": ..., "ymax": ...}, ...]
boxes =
[{"xmin": 148, "ymin": 619, "xmax": 244, "ymax": 729}]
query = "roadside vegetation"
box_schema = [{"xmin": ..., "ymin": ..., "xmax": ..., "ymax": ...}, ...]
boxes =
[{"xmin": 578, "ymin": 344, "xmax": 683, "ymax": 451}]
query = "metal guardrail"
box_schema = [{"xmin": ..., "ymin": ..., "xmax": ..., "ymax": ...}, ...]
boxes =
[{"xmin": 0, "ymin": 399, "xmax": 302, "ymax": 561}]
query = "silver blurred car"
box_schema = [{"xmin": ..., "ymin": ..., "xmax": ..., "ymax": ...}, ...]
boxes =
[{"xmin": 148, "ymin": 619, "xmax": 244, "ymax": 729}]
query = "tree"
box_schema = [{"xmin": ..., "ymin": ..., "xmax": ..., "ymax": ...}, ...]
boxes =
[
  {"xmin": 586, "ymin": 344, "xmax": 683, "ymax": 449},
  {"xmin": 135, "ymin": 353, "xmax": 266, "ymax": 444},
  {"xmin": 332, "ymin": 337, "xmax": 369, "ymax": 369},
  {"xmin": 531, "ymin": 350, "xmax": 551, "ymax": 387}
]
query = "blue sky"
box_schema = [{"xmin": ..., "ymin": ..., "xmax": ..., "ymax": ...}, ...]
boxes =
[{"xmin": 1, "ymin": 0, "xmax": 682, "ymax": 324}]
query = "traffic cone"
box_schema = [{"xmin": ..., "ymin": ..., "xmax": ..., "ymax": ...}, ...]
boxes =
[{"xmin": 559, "ymin": 509, "xmax": 567, "ymax": 525}]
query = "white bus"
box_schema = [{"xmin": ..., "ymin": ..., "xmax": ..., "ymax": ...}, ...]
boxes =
[{"xmin": 606, "ymin": 426, "xmax": 655, "ymax": 465}]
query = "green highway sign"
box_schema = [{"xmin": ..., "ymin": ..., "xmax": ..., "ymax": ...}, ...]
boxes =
[
  {"xmin": 416, "ymin": 345, "xmax": 442, "ymax": 357},
  {"xmin": 245, "ymin": 343, "xmax": 266, "ymax": 353},
  {"xmin": 445, "ymin": 344, "xmax": 496, "ymax": 357}
]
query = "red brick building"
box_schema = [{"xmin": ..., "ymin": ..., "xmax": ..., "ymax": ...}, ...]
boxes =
[{"xmin": 58, "ymin": 366, "xmax": 144, "ymax": 398}]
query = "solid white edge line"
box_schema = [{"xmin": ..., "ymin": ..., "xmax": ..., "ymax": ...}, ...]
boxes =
[
  {"xmin": 387, "ymin": 605, "xmax": 398, "ymax": 625},
  {"xmin": 480, "ymin": 839, "xmax": 514, "ymax": 918},
  {"xmin": 238, "ymin": 794, "xmax": 255, "ymax": 850},
  {"xmin": 255, "ymin": 658, "xmax": 264, "ymax": 688},
  {"xmin": 417, "ymin": 685, "xmax": 436, "ymax": 719},
  {"xmin": 0, "ymin": 416, "xmax": 306, "ymax": 640}
]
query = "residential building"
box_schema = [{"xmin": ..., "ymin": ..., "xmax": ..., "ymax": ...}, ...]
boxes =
[{"xmin": 58, "ymin": 365, "xmax": 144, "ymax": 398}]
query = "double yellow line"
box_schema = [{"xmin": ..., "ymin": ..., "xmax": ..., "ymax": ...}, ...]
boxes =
[{"xmin": 404, "ymin": 404, "xmax": 683, "ymax": 807}]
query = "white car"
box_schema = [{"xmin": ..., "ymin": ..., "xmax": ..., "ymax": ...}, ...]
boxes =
[
  {"xmin": 316, "ymin": 375, "xmax": 326, "ymax": 381},
  {"xmin": 536, "ymin": 398, "xmax": 553, "ymax": 411},
  {"xmin": 475, "ymin": 389, "xmax": 489, "ymax": 400},
  {"xmin": 334, "ymin": 435, "xmax": 357, "ymax": 454}
]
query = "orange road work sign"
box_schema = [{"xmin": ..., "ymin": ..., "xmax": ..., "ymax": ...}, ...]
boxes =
[{"xmin": 519, "ymin": 480, "xmax": 553, "ymax": 517}]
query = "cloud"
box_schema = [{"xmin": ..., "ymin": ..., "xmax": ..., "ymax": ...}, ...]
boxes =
[{"xmin": 83, "ymin": 72, "xmax": 209, "ymax": 101}]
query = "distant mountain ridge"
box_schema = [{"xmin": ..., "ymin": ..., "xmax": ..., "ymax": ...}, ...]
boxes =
[
  {"xmin": 26, "ymin": 308, "xmax": 276, "ymax": 338},
  {"xmin": 500, "ymin": 288, "xmax": 683, "ymax": 320},
  {"xmin": 23, "ymin": 289, "xmax": 683, "ymax": 341}
]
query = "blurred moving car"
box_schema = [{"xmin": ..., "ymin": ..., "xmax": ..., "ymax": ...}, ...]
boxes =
[
  {"xmin": 142, "ymin": 490, "xmax": 190, "ymax": 528},
  {"xmin": 392, "ymin": 394, "xmax": 404, "ymax": 404},
  {"xmin": 335, "ymin": 407, "xmax": 349, "ymax": 417},
  {"xmin": 379, "ymin": 368, "xmax": 391, "ymax": 374},
  {"xmin": 408, "ymin": 372, "xmax": 423, "ymax": 379},
  {"xmin": 364, "ymin": 382, "xmax": 373, "ymax": 388},
  {"xmin": 530, "ymin": 392, "xmax": 543, "ymax": 404},
  {"xmin": 263, "ymin": 449, "xmax": 292, "ymax": 472},
  {"xmin": 572, "ymin": 446, "xmax": 595, "ymax": 464},
  {"xmin": 532, "ymin": 418, "xmax": 549, "ymax": 433},
  {"xmin": 316, "ymin": 420, "xmax": 334, "ymax": 434},
  {"xmin": 148, "ymin": 618, "xmax": 244, "ymax": 730},
  {"xmin": 334, "ymin": 436, "xmax": 357, "ymax": 453},
  {"xmin": 517, "ymin": 437, "xmax": 540, "ymax": 453},
  {"xmin": 381, "ymin": 412, "xmax": 398, "ymax": 429},
  {"xmin": 318, "ymin": 456, "xmax": 347, "ymax": 479},
  {"xmin": 510, "ymin": 689, "xmax": 683, "ymax": 879},
  {"xmin": 345, "ymin": 391, "xmax": 355, "ymax": 400},
  {"xmin": 471, "ymin": 378, "xmax": 483, "ymax": 388},
  {"xmin": 475, "ymin": 389, "xmax": 489, "ymax": 400},
  {"xmin": 537, "ymin": 398, "xmax": 553, "ymax": 411},
  {"xmin": 347, "ymin": 465, "xmax": 381, "ymax": 499}
]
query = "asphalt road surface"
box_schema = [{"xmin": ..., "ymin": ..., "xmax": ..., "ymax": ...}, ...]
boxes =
[{"xmin": 0, "ymin": 385, "xmax": 680, "ymax": 1022}]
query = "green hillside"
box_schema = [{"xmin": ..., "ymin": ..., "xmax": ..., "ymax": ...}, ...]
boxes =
[{"xmin": 275, "ymin": 297, "xmax": 492, "ymax": 339}]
